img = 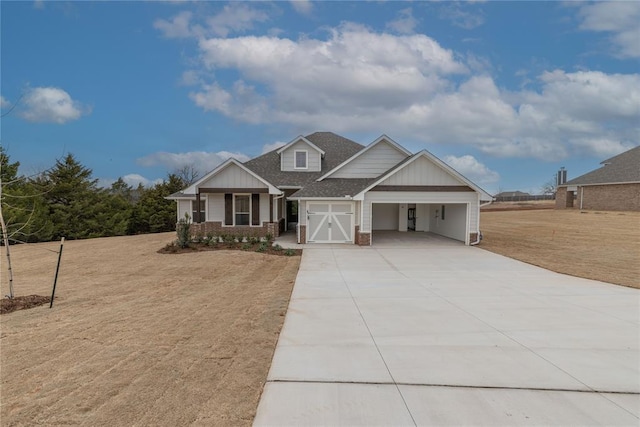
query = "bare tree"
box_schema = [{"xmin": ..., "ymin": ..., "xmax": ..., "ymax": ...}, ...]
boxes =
[
  {"xmin": 540, "ymin": 177, "xmax": 557, "ymax": 195},
  {"xmin": 174, "ymin": 164, "xmax": 200, "ymax": 186}
]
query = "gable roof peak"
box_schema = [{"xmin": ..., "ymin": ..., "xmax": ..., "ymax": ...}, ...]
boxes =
[
  {"xmin": 317, "ymin": 133, "xmax": 412, "ymax": 181},
  {"xmin": 276, "ymin": 135, "xmax": 325, "ymax": 156}
]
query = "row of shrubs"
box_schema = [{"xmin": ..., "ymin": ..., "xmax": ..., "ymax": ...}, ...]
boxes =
[{"xmin": 175, "ymin": 215, "xmax": 296, "ymax": 255}]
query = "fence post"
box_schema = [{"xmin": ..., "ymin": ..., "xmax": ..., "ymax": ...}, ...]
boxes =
[{"xmin": 49, "ymin": 237, "xmax": 65, "ymax": 309}]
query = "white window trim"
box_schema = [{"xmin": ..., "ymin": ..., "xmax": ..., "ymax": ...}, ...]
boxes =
[{"xmin": 294, "ymin": 150, "xmax": 308, "ymax": 170}]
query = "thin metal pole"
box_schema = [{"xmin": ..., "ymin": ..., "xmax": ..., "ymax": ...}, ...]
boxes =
[{"xmin": 50, "ymin": 237, "xmax": 64, "ymax": 308}]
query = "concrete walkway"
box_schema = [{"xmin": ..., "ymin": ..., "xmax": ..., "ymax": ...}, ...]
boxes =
[{"xmin": 254, "ymin": 244, "xmax": 640, "ymax": 426}]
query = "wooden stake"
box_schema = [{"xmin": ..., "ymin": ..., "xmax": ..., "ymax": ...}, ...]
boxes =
[{"xmin": 50, "ymin": 237, "xmax": 65, "ymax": 308}]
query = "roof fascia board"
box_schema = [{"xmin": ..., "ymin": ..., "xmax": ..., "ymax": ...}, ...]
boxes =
[
  {"xmin": 354, "ymin": 150, "xmax": 493, "ymax": 200},
  {"xmin": 317, "ymin": 134, "xmax": 412, "ymax": 181},
  {"xmin": 559, "ymin": 181, "xmax": 640, "ymax": 187},
  {"xmin": 276, "ymin": 135, "xmax": 325, "ymax": 156},
  {"xmin": 165, "ymin": 195, "xmax": 196, "ymax": 200},
  {"xmin": 288, "ymin": 196, "xmax": 355, "ymax": 201}
]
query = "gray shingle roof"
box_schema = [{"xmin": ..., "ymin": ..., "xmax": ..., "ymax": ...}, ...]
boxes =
[
  {"xmin": 563, "ymin": 146, "xmax": 640, "ymax": 186},
  {"xmin": 289, "ymin": 178, "xmax": 375, "ymax": 198},
  {"xmin": 243, "ymin": 132, "xmax": 364, "ymax": 188}
]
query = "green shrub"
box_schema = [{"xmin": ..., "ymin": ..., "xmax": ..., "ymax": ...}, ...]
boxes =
[
  {"xmin": 265, "ymin": 233, "xmax": 273, "ymax": 242},
  {"xmin": 242, "ymin": 242, "xmax": 252, "ymax": 250},
  {"xmin": 256, "ymin": 242, "xmax": 268, "ymax": 253},
  {"xmin": 176, "ymin": 213, "xmax": 191, "ymax": 248},
  {"xmin": 284, "ymin": 248, "xmax": 296, "ymax": 256},
  {"xmin": 273, "ymin": 244, "xmax": 283, "ymax": 251}
]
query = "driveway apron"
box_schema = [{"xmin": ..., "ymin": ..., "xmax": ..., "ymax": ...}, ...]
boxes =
[{"xmin": 254, "ymin": 243, "xmax": 640, "ymax": 426}]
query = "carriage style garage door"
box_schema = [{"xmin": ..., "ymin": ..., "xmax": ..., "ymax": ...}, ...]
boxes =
[{"xmin": 307, "ymin": 202, "xmax": 354, "ymax": 243}]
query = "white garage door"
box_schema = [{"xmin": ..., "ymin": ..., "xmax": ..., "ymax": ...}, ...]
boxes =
[{"xmin": 307, "ymin": 202, "xmax": 354, "ymax": 243}]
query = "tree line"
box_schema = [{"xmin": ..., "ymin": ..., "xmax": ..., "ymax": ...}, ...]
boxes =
[{"xmin": 1, "ymin": 147, "xmax": 187, "ymax": 244}]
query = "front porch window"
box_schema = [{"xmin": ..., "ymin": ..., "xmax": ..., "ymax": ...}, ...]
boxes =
[
  {"xmin": 235, "ymin": 195, "xmax": 250, "ymax": 225},
  {"xmin": 192, "ymin": 199, "xmax": 206, "ymax": 222}
]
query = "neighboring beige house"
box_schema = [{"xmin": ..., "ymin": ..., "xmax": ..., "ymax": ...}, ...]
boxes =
[
  {"xmin": 556, "ymin": 146, "xmax": 640, "ymax": 212},
  {"xmin": 168, "ymin": 132, "xmax": 493, "ymax": 245}
]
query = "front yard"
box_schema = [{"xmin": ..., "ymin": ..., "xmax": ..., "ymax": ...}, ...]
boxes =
[
  {"xmin": 1, "ymin": 233, "xmax": 300, "ymax": 426},
  {"xmin": 480, "ymin": 209, "xmax": 640, "ymax": 288}
]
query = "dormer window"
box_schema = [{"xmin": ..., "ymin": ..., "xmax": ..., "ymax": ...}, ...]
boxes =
[{"xmin": 295, "ymin": 150, "xmax": 308, "ymax": 169}]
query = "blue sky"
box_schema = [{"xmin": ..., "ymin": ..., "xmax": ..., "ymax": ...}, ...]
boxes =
[{"xmin": 2, "ymin": 1, "xmax": 639, "ymax": 194}]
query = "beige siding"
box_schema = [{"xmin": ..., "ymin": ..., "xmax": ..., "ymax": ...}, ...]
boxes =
[
  {"xmin": 379, "ymin": 156, "xmax": 462, "ymax": 186},
  {"xmin": 200, "ymin": 163, "xmax": 267, "ymax": 189},
  {"xmin": 281, "ymin": 140, "xmax": 322, "ymax": 172},
  {"xmin": 331, "ymin": 140, "xmax": 408, "ymax": 178}
]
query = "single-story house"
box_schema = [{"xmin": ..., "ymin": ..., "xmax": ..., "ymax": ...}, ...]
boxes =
[
  {"xmin": 168, "ymin": 132, "xmax": 493, "ymax": 245},
  {"xmin": 556, "ymin": 146, "xmax": 640, "ymax": 211}
]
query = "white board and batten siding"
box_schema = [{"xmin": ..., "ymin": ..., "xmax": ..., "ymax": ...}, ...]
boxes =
[
  {"xmin": 280, "ymin": 140, "xmax": 322, "ymax": 172},
  {"xmin": 330, "ymin": 140, "xmax": 408, "ymax": 178},
  {"xmin": 379, "ymin": 156, "xmax": 462, "ymax": 187},
  {"xmin": 199, "ymin": 163, "xmax": 268, "ymax": 189},
  {"xmin": 177, "ymin": 199, "xmax": 192, "ymax": 221}
]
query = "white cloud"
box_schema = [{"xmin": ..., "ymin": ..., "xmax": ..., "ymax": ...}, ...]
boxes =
[
  {"xmin": 191, "ymin": 25, "xmax": 467, "ymax": 125},
  {"xmin": 98, "ymin": 175, "xmax": 163, "ymax": 189},
  {"xmin": 577, "ymin": 1, "xmax": 640, "ymax": 58},
  {"xmin": 439, "ymin": 3, "xmax": 485, "ymax": 30},
  {"xmin": 444, "ymin": 155, "xmax": 499, "ymax": 186},
  {"xmin": 179, "ymin": 70, "xmax": 203, "ymax": 86},
  {"xmin": 262, "ymin": 141, "xmax": 286, "ymax": 154},
  {"xmin": 122, "ymin": 174, "xmax": 164, "ymax": 188},
  {"xmin": 172, "ymin": 23, "xmax": 637, "ymax": 161},
  {"xmin": 19, "ymin": 87, "xmax": 89, "ymax": 124},
  {"xmin": 386, "ymin": 8, "xmax": 418, "ymax": 35},
  {"xmin": 155, "ymin": 4, "xmax": 268, "ymax": 40},
  {"xmin": 206, "ymin": 4, "xmax": 269, "ymax": 37},
  {"xmin": 0, "ymin": 95, "xmax": 10, "ymax": 108},
  {"xmin": 154, "ymin": 11, "xmax": 199, "ymax": 39},
  {"xmin": 137, "ymin": 150, "xmax": 251, "ymax": 176},
  {"xmin": 290, "ymin": 0, "xmax": 313, "ymax": 16}
]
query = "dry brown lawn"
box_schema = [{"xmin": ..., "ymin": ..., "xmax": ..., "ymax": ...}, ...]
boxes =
[
  {"xmin": 480, "ymin": 209, "xmax": 640, "ymax": 288},
  {"xmin": 0, "ymin": 233, "xmax": 300, "ymax": 426}
]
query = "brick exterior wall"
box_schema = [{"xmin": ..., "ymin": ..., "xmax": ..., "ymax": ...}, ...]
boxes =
[
  {"xmin": 577, "ymin": 183, "xmax": 640, "ymax": 211},
  {"xmin": 469, "ymin": 232, "xmax": 479, "ymax": 244},
  {"xmin": 189, "ymin": 221, "xmax": 280, "ymax": 238},
  {"xmin": 557, "ymin": 184, "xmax": 639, "ymax": 211},
  {"xmin": 354, "ymin": 226, "xmax": 360, "ymax": 245},
  {"xmin": 357, "ymin": 231, "xmax": 371, "ymax": 246},
  {"xmin": 298, "ymin": 225, "xmax": 306, "ymax": 244}
]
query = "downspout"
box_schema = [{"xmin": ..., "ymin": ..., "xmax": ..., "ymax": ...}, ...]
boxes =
[
  {"xmin": 471, "ymin": 199, "xmax": 494, "ymax": 246},
  {"xmin": 579, "ymin": 187, "xmax": 584, "ymax": 210},
  {"xmin": 273, "ymin": 192, "xmax": 285, "ymax": 230}
]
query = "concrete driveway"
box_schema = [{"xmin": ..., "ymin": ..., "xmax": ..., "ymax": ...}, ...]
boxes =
[{"xmin": 254, "ymin": 243, "xmax": 640, "ymax": 426}]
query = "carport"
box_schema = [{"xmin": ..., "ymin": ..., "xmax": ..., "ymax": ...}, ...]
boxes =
[{"xmin": 369, "ymin": 200, "xmax": 472, "ymax": 245}]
